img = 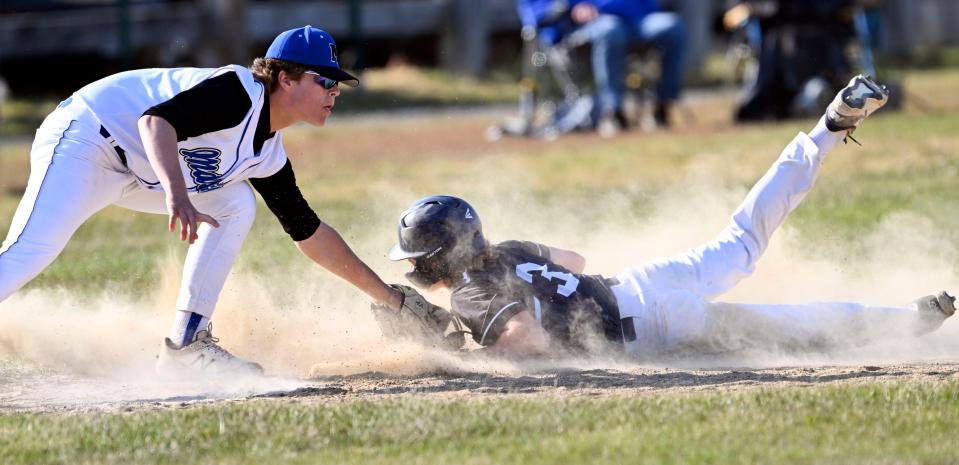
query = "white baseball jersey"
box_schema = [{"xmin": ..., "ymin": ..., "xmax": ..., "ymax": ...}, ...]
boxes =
[
  {"xmin": 1, "ymin": 65, "xmax": 322, "ymax": 315},
  {"xmin": 74, "ymin": 65, "xmax": 288, "ymax": 192}
]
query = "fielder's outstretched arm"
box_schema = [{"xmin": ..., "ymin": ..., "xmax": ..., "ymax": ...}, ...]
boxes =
[{"xmin": 296, "ymin": 223, "xmax": 403, "ymax": 310}]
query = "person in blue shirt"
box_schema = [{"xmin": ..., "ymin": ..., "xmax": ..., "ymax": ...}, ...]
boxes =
[{"xmin": 517, "ymin": 0, "xmax": 687, "ymax": 134}]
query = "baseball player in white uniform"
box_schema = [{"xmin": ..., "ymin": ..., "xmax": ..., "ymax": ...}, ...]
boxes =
[
  {"xmin": 0, "ymin": 26, "xmax": 405, "ymax": 376},
  {"xmin": 385, "ymin": 76, "xmax": 957, "ymax": 359}
]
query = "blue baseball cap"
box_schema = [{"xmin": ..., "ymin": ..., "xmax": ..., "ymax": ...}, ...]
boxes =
[{"xmin": 266, "ymin": 25, "xmax": 359, "ymax": 87}]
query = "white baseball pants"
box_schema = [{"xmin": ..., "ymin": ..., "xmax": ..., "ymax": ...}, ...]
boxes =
[
  {"xmin": 609, "ymin": 129, "xmax": 940, "ymax": 357},
  {"xmin": 0, "ymin": 98, "xmax": 255, "ymax": 317}
]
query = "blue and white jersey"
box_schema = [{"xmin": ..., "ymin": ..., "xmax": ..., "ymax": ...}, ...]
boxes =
[{"xmin": 74, "ymin": 65, "xmax": 287, "ymax": 192}]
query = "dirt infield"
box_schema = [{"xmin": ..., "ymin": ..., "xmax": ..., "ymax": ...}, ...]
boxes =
[
  {"xmin": 299, "ymin": 360, "xmax": 959, "ymax": 398},
  {"xmin": 3, "ymin": 355, "xmax": 958, "ymax": 413},
  {"xmin": 3, "ymin": 71, "xmax": 959, "ymax": 420}
]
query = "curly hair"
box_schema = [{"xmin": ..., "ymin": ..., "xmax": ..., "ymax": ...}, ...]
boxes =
[{"xmin": 250, "ymin": 58, "xmax": 308, "ymax": 93}]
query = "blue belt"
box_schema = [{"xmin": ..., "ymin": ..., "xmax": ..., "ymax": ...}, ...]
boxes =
[{"xmin": 98, "ymin": 126, "xmax": 128, "ymax": 166}]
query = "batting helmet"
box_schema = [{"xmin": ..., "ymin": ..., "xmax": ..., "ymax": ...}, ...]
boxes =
[{"xmin": 389, "ymin": 195, "xmax": 488, "ymax": 288}]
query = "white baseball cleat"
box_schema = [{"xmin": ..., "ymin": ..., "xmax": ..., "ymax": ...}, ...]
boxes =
[
  {"xmin": 155, "ymin": 325, "xmax": 263, "ymax": 379},
  {"xmin": 915, "ymin": 291, "xmax": 956, "ymax": 319},
  {"xmin": 825, "ymin": 74, "xmax": 890, "ymax": 140},
  {"xmin": 910, "ymin": 291, "xmax": 955, "ymax": 335}
]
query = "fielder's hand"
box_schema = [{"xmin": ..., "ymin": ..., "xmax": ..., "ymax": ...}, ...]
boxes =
[
  {"xmin": 166, "ymin": 193, "xmax": 220, "ymax": 244},
  {"xmin": 371, "ymin": 284, "xmax": 466, "ymax": 350}
]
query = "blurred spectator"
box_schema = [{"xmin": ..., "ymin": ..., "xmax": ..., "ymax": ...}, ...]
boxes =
[
  {"xmin": 517, "ymin": 0, "xmax": 687, "ymax": 134},
  {"xmin": 730, "ymin": 0, "xmax": 871, "ymax": 122}
]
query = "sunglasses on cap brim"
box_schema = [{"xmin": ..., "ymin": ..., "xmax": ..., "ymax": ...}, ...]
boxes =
[{"xmin": 303, "ymin": 71, "xmax": 339, "ymax": 90}]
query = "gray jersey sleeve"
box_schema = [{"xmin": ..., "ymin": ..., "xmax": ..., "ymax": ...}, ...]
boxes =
[
  {"xmin": 452, "ymin": 284, "xmax": 528, "ymax": 347},
  {"xmin": 498, "ymin": 240, "xmax": 552, "ymax": 260}
]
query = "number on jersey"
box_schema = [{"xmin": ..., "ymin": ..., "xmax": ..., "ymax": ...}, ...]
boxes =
[{"xmin": 515, "ymin": 262, "xmax": 580, "ymax": 297}]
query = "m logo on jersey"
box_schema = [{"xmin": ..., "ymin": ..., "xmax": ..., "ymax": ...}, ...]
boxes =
[{"xmin": 180, "ymin": 147, "xmax": 224, "ymax": 192}]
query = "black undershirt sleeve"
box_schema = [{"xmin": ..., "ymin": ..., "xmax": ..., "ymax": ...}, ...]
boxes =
[
  {"xmin": 249, "ymin": 160, "xmax": 322, "ymax": 241},
  {"xmin": 143, "ymin": 72, "xmax": 252, "ymax": 141}
]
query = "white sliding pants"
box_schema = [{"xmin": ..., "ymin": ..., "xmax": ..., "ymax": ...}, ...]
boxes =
[
  {"xmin": 609, "ymin": 131, "xmax": 939, "ymax": 357},
  {"xmin": 0, "ymin": 98, "xmax": 255, "ymax": 317}
]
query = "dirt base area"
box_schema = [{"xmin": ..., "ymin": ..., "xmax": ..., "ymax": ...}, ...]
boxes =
[
  {"xmin": 3, "ymin": 357, "xmax": 958, "ymax": 413},
  {"xmin": 292, "ymin": 359, "xmax": 959, "ymax": 400}
]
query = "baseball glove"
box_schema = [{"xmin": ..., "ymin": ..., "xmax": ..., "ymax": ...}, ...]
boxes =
[{"xmin": 371, "ymin": 284, "xmax": 467, "ymax": 350}]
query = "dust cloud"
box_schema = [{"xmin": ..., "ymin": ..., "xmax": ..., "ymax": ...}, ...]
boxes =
[{"xmin": 1, "ymin": 148, "xmax": 957, "ymax": 394}]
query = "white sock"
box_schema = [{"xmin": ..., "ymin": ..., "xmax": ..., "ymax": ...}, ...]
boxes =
[
  {"xmin": 808, "ymin": 115, "xmax": 845, "ymax": 153},
  {"xmin": 169, "ymin": 310, "xmax": 210, "ymax": 348}
]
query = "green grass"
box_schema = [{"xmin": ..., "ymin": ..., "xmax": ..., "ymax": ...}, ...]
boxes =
[
  {"xmin": 2, "ymin": 382, "xmax": 958, "ymax": 465},
  {"xmin": 334, "ymin": 65, "xmax": 520, "ymax": 113},
  {"xmin": 0, "ymin": 65, "xmax": 519, "ymax": 138},
  {"xmin": 2, "ymin": 67, "xmax": 959, "ymax": 465},
  {"xmin": 2, "ymin": 69, "xmax": 959, "ymax": 294}
]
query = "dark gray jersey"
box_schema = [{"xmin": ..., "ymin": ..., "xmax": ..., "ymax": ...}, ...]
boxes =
[{"xmin": 450, "ymin": 241, "xmax": 623, "ymax": 352}]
